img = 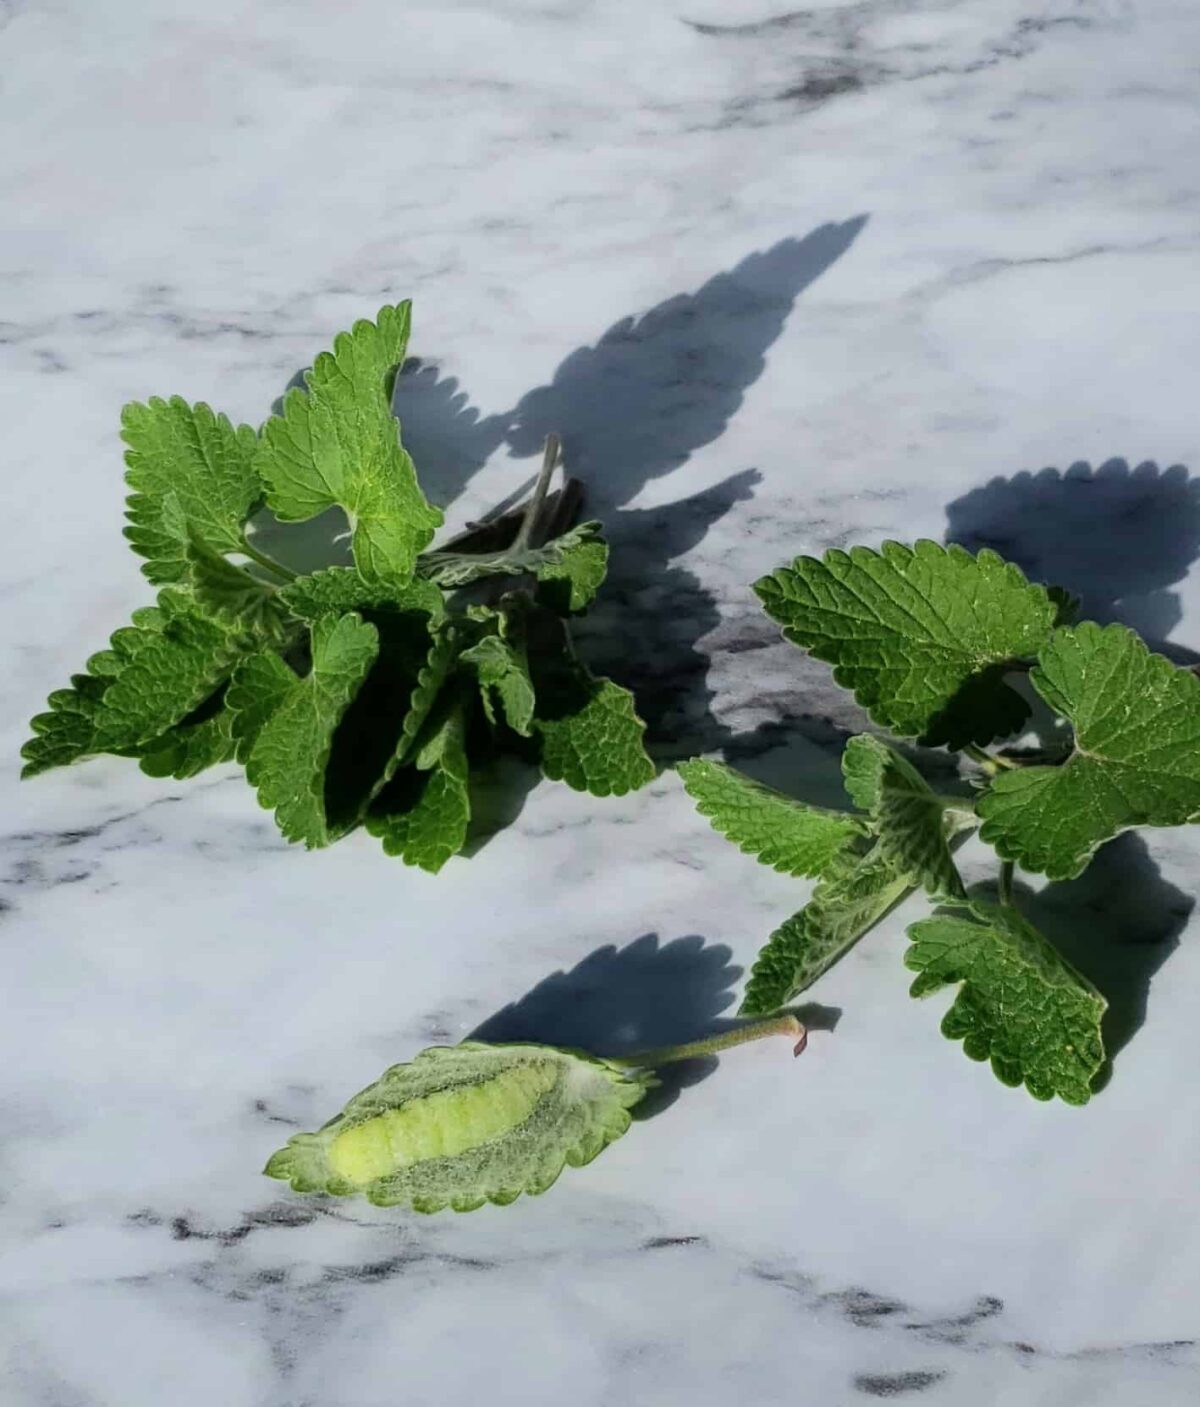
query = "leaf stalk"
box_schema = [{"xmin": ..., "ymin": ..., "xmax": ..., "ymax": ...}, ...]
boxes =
[{"xmin": 617, "ymin": 1013, "xmax": 808, "ymax": 1067}]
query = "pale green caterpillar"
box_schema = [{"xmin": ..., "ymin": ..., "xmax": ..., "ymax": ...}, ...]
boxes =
[{"xmin": 265, "ymin": 1018, "xmax": 805, "ymax": 1213}]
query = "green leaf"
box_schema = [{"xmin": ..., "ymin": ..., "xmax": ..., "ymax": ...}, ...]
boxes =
[
  {"xmin": 905, "ymin": 901, "xmax": 1107, "ymax": 1104},
  {"xmin": 678, "ymin": 757, "xmax": 866, "ymax": 877},
  {"xmin": 278, "ymin": 567, "xmax": 444, "ymax": 624},
  {"xmin": 264, "ymin": 1040, "xmax": 653, "ymax": 1213},
  {"xmin": 255, "ymin": 304, "xmax": 442, "ymax": 587},
  {"xmin": 121, "ymin": 397, "xmax": 262, "ymax": 584},
  {"xmin": 22, "ymin": 589, "xmax": 255, "ymax": 776},
  {"xmin": 229, "ymin": 613, "xmax": 379, "ymax": 847},
  {"xmin": 90, "ymin": 592, "xmax": 253, "ymax": 752},
  {"xmin": 977, "ymin": 623, "xmax": 1200, "ymax": 880},
  {"xmin": 21, "ymin": 675, "xmax": 114, "ymax": 777},
  {"xmin": 841, "ymin": 734, "xmax": 964, "ymax": 897},
  {"xmin": 372, "ymin": 627, "xmax": 461, "ymax": 799},
  {"xmin": 755, "ymin": 541, "xmax": 1056, "ymax": 746},
  {"xmin": 538, "ymin": 677, "xmax": 654, "ymax": 796},
  {"xmin": 366, "ymin": 697, "xmax": 471, "ymax": 873},
  {"xmin": 534, "ymin": 524, "xmax": 609, "ymax": 613},
  {"xmin": 523, "ymin": 607, "xmax": 653, "ymax": 797},
  {"xmin": 461, "ymin": 632, "xmax": 536, "ymax": 737},
  {"xmin": 227, "ymin": 653, "xmax": 296, "ymax": 764},
  {"xmin": 740, "ymin": 850, "xmax": 912, "ymax": 1015},
  {"xmin": 137, "ymin": 697, "xmax": 236, "ymax": 779}
]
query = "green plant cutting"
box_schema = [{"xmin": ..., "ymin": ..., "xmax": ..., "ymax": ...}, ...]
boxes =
[
  {"xmin": 682, "ymin": 540, "xmax": 1200, "ymax": 1106},
  {"xmin": 23, "ymin": 293, "xmax": 1189, "ymax": 1215},
  {"xmin": 21, "ymin": 303, "xmax": 653, "ymax": 870},
  {"xmin": 266, "ymin": 1017, "xmax": 805, "ymax": 1213}
]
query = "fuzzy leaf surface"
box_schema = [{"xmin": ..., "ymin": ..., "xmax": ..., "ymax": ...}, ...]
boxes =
[
  {"xmin": 977, "ymin": 623, "xmax": 1200, "ymax": 879},
  {"xmin": 256, "ymin": 304, "xmax": 442, "ymax": 586},
  {"xmin": 679, "ymin": 758, "xmax": 865, "ymax": 877},
  {"xmin": 186, "ymin": 537, "xmax": 287, "ymax": 637},
  {"xmin": 265, "ymin": 1040, "xmax": 652, "ymax": 1213},
  {"xmin": 279, "ymin": 567, "xmax": 444, "ymax": 623},
  {"xmin": 121, "ymin": 397, "xmax": 261, "ymax": 583},
  {"xmin": 740, "ymin": 850, "xmax": 911, "ymax": 1015},
  {"xmin": 841, "ymin": 734, "xmax": 964, "ymax": 897},
  {"xmin": 755, "ymin": 541, "xmax": 1056, "ymax": 745},
  {"xmin": 905, "ymin": 901, "xmax": 1107, "ymax": 1104},
  {"xmin": 421, "ymin": 521, "xmax": 605, "ymax": 591},
  {"xmin": 229, "ymin": 613, "xmax": 379, "ymax": 846}
]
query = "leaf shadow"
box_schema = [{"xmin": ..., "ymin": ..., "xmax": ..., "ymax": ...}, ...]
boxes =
[
  {"xmin": 470, "ymin": 931, "xmax": 838, "ymax": 1118},
  {"xmin": 243, "ymin": 223, "xmax": 869, "ymax": 856},
  {"xmin": 946, "ymin": 458, "xmax": 1200, "ymax": 658},
  {"xmin": 504, "ymin": 219, "xmax": 869, "ymax": 760}
]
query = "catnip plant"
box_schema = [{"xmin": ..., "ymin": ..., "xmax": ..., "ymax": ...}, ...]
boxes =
[
  {"xmin": 682, "ymin": 540, "xmax": 1200, "ymax": 1106},
  {"xmin": 21, "ymin": 303, "xmax": 654, "ymax": 870}
]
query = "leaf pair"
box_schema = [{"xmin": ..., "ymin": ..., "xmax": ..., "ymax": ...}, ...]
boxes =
[
  {"xmin": 756, "ymin": 540, "xmax": 1200, "ymax": 882},
  {"xmin": 682, "ymin": 745, "xmax": 1107, "ymax": 1105},
  {"xmin": 680, "ymin": 736, "xmax": 963, "ymax": 1016}
]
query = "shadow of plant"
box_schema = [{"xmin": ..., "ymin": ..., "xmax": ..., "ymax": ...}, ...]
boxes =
[
  {"xmin": 471, "ymin": 932, "xmax": 838, "ymax": 1117},
  {"xmin": 946, "ymin": 458, "xmax": 1200, "ymax": 653},
  {"xmin": 246, "ymin": 220, "xmax": 869, "ymax": 860}
]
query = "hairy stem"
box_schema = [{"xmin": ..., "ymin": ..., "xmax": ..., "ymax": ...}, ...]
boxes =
[
  {"xmin": 617, "ymin": 1013, "xmax": 808, "ymax": 1067},
  {"xmin": 936, "ymin": 793, "xmax": 978, "ymax": 820},
  {"xmin": 511, "ymin": 433, "xmax": 562, "ymax": 552},
  {"xmin": 997, "ymin": 859, "xmax": 1015, "ymax": 906},
  {"xmin": 238, "ymin": 537, "xmax": 298, "ymax": 583},
  {"xmin": 964, "ymin": 743, "xmax": 1018, "ymax": 774}
]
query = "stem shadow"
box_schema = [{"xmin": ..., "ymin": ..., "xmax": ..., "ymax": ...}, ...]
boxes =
[{"xmin": 470, "ymin": 931, "xmax": 838, "ymax": 1118}]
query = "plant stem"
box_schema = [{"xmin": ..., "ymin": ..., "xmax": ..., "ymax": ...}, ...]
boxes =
[
  {"xmin": 997, "ymin": 859, "xmax": 1015, "ymax": 906},
  {"xmin": 238, "ymin": 537, "xmax": 298, "ymax": 583},
  {"xmin": 964, "ymin": 743, "xmax": 1017, "ymax": 773},
  {"xmin": 511, "ymin": 433, "xmax": 561, "ymax": 553},
  {"xmin": 616, "ymin": 1013, "xmax": 808, "ymax": 1067}
]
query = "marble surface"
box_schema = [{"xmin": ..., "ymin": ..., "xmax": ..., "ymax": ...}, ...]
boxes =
[{"xmin": 5, "ymin": 1, "xmax": 1200, "ymax": 1402}]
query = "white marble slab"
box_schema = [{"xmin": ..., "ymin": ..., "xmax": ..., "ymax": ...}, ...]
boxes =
[{"xmin": 4, "ymin": 1, "xmax": 1200, "ymax": 1402}]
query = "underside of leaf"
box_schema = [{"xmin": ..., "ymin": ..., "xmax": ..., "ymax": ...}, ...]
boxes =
[
  {"xmin": 265, "ymin": 1041, "xmax": 652, "ymax": 1212},
  {"xmin": 679, "ymin": 757, "xmax": 866, "ymax": 877},
  {"xmin": 740, "ymin": 850, "xmax": 912, "ymax": 1014},
  {"xmin": 841, "ymin": 734, "xmax": 964, "ymax": 898}
]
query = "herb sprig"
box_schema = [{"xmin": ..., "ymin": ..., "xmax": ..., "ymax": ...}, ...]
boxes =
[
  {"xmin": 22, "ymin": 303, "xmax": 654, "ymax": 869},
  {"xmin": 683, "ymin": 540, "xmax": 1200, "ymax": 1106}
]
